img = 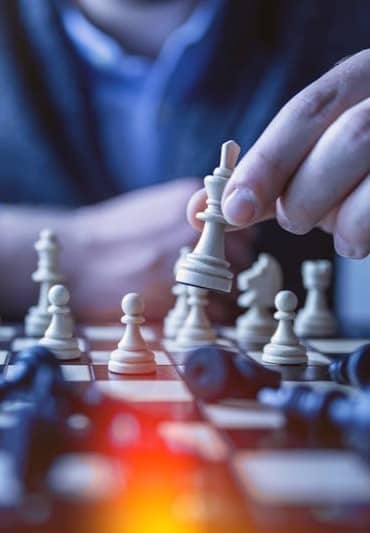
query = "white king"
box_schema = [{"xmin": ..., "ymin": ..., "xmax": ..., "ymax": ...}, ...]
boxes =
[{"xmin": 176, "ymin": 140, "xmax": 240, "ymax": 293}]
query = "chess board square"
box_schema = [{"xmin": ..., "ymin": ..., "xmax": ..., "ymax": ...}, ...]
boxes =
[
  {"xmin": 47, "ymin": 453, "xmax": 123, "ymax": 500},
  {"xmin": 11, "ymin": 337, "xmax": 38, "ymax": 351},
  {"xmin": 12, "ymin": 337, "xmax": 86, "ymax": 352},
  {"xmin": 0, "ymin": 351, "xmax": 8, "ymax": 365},
  {"xmin": 89, "ymin": 350, "xmax": 171, "ymax": 365},
  {"xmin": 60, "ymin": 365, "xmax": 92, "ymax": 382},
  {"xmin": 93, "ymin": 365, "xmax": 178, "ymax": 381},
  {"xmin": 308, "ymin": 338, "xmax": 370, "ymax": 355},
  {"xmin": 158, "ymin": 421, "xmax": 229, "ymax": 461},
  {"xmin": 248, "ymin": 349, "xmax": 330, "ymax": 367},
  {"xmin": 5, "ymin": 364, "xmax": 91, "ymax": 382},
  {"xmin": 203, "ymin": 401, "xmax": 284, "ymax": 430},
  {"xmin": 96, "ymin": 380, "xmax": 192, "ymax": 402},
  {"xmin": 233, "ymin": 450, "xmax": 370, "ymax": 504}
]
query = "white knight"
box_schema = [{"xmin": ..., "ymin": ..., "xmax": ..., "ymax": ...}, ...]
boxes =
[{"xmin": 236, "ymin": 254, "xmax": 282, "ymax": 346}]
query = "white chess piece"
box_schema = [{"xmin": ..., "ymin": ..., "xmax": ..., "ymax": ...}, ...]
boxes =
[
  {"xmin": 108, "ymin": 293, "xmax": 156, "ymax": 375},
  {"xmin": 176, "ymin": 140, "xmax": 240, "ymax": 293},
  {"xmin": 236, "ymin": 254, "xmax": 282, "ymax": 346},
  {"xmin": 39, "ymin": 285, "xmax": 80, "ymax": 360},
  {"xmin": 295, "ymin": 260, "xmax": 337, "ymax": 337},
  {"xmin": 163, "ymin": 246, "xmax": 191, "ymax": 339},
  {"xmin": 25, "ymin": 229, "xmax": 63, "ymax": 337},
  {"xmin": 176, "ymin": 287, "xmax": 217, "ymax": 349},
  {"xmin": 263, "ymin": 291, "xmax": 307, "ymax": 365}
]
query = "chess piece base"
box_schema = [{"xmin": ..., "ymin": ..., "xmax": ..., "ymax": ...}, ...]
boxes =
[
  {"xmin": 262, "ymin": 343, "xmax": 308, "ymax": 365},
  {"xmin": 177, "ymin": 251, "xmax": 233, "ymax": 293},
  {"xmin": 177, "ymin": 269, "xmax": 232, "ymax": 293},
  {"xmin": 295, "ymin": 310, "xmax": 337, "ymax": 338},
  {"xmin": 39, "ymin": 337, "xmax": 80, "ymax": 360},
  {"xmin": 108, "ymin": 348, "xmax": 156, "ymax": 375}
]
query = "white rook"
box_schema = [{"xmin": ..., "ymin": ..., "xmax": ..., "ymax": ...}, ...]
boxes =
[{"xmin": 295, "ymin": 260, "xmax": 337, "ymax": 338}]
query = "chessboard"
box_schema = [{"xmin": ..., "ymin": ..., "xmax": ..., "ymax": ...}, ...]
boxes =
[{"xmin": 0, "ymin": 322, "xmax": 370, "ymax": 533}]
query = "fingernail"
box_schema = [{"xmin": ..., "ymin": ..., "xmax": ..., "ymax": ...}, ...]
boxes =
[
  {"xmin": 223, "ymin": 187, "xmax": 257, "ymax": 226},
  {"xmin": 335, "ymin": 235, "xmax": 367, "ymax": 259}
]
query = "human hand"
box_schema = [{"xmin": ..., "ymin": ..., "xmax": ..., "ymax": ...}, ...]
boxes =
[
  {"xmin": 0, "ymin": 179, "xmax": 199, "ymax": 321},
  {"xmin": 66, "ymin": 178, "xmax": 199, "ymax": 321},
  {"xmin": 188, "ymin": 50, "xmax": 370, "ymax": 258},
  {"xmin": 185, "ymin": 189, "xmax": 255, "ymax": 323}
]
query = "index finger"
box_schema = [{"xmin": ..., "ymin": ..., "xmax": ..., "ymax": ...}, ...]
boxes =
[{"xmin": 222, "ymin": 49, "xmax": 370, "ymax": 226}]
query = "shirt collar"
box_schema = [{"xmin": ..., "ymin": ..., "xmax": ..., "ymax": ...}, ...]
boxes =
[{"xmin": 59, "ymin": 0, "xmax": 224, "ymax": 79}]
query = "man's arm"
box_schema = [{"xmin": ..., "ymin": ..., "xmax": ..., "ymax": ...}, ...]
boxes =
[{"xmin": 0, "ymin": 179, "xmax": 199, "ymax": 321}]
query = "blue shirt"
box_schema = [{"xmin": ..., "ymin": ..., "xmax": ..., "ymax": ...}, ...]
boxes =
[{"xmin": 60, "ymin": 0, "xmax": 225, "ymax": 192}]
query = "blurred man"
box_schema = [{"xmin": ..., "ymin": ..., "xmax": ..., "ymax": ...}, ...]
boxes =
[{"xmin": 0, "ymin": 0, "xmax": 369, "ymax": 323}]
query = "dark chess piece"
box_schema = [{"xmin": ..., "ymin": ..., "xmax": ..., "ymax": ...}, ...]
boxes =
[
  {"xmin": 184, "ymin": 345, "xmax": 280, "ymax": 402},
  {"xmin": 0, "ymin": 346, "xmax": 62, "ymax": 402},
  {"xmin": 258, "ymin": 385, "xmax": 347, "ymax": 433},
  {"xmin": 259, "ymin": 384, "xmax": 370, "ymax": 459},
  {"xmin": 0, "ymin": 347, "xmax": 66, "ymax": 490},
  {"xmin": 329, "ymin": 343, "xmax": 370, "ymax": 388}
]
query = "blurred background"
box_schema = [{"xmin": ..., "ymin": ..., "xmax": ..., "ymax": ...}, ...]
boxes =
[{"xmin": 0, "ymin": 0, "xmax": 369, "ymax": 331}]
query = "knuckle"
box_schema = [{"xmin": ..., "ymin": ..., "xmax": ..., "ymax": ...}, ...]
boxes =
[{"xmin": 293, "ymin": 84, "xmax": 339, "ymax": 122}]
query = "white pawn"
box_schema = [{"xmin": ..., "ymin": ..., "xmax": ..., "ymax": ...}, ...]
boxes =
[
  {"xmin": 263, "ymin": 291, "xmax": 307, "ymax": 365},
  {"xmin": 25, "ymin": 229, "xmax": 64, "ymax": 337},
  {"xmin": 39, "ymin": 285, "xmax": 80, "ymax": 360},
  {"xmin": 295, "ymin": 260, "xmax": 337, "ymax": 337},
  {"xmin": 109, "ymin": 293, "xmax": 156, "ymax": 375},
  {"xmin": 176, "ymin": 140, "xmax": 241, "ymax": 293},
  {"xmin": 163, "ymin": 246, "xmax": 191, "ymax": 339},
  {"xmin": 176, "ymin": 287, "xmax": 217, "ymax": 349}
]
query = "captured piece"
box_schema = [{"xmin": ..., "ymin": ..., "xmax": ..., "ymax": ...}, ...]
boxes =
[
  {"xmin": 176, "ymin": 140, "xmax": 240, "ymax": 293},
  {"xmin": 236, "ymin": 253, "xmax": 282, "ymax": 346},
  {"xmin": 163, "ymin": 246, "xmax": 191, "ymax": 339},
  {"xmin": 25, "ymin": 229, "xmax": 64, "ymax": 337},
  {"xmin": 109, "ymin": 293, "xmax": 156, "ymax": 375},
  {"xmin": 184, "ymin": 345, "xmax": 280, "ymax": 402},
  {"xmin": 39, "ymin": 285, "xmax": 80, "ymax": 360},
  {"xmin": 263, "ymin": 290, "xmax": 307, "ymax": 365},
  {"xmin": 329, "ymin": 343, "xmax": 370, "ymax": 388},
  {"xmin": 295, "ymin": 260, "xmax": 337, "ymax": 338},
  {"xmin": 176, "ymin": 287, "xmax": 217, "ymax": 349}
]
